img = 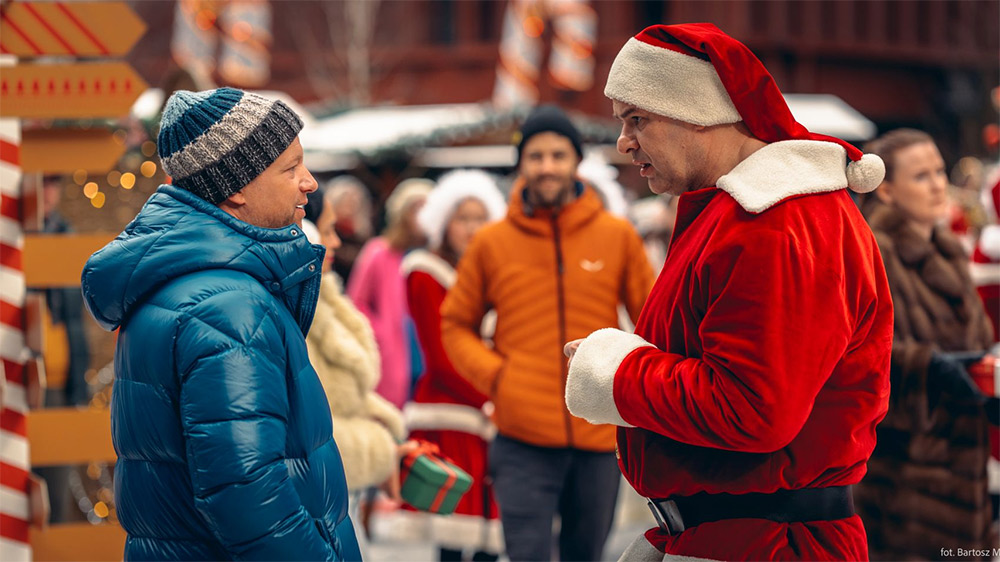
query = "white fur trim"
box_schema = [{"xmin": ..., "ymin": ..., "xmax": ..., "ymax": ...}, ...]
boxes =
[
  {"xmin": 845, "ymin": 153, "xmax": 885, "ymax": 193},
  {"xmin": 566, "ymin": 328, "xmax": 654, "ymax": 427},
  {"xmin": 717, "ymin": 140, "xmax": 849, "ymax": 214},
  {"xmin": 401, "ymin": 249, "xmax": 456, "ymax": 288},
  {"xmin": 978, "ymin": 224, "xmax": 1000, "ymax": 261},
  {"xmin": 969, "ymin": 260, "xmax": 1000, "ymax": 287},
  {"xmin": 384, "ymin": 510, "xmax": 504, "ymax": 554},
  {"xmin": 403, "ymin": 402, "xmax": 496, "ymax": 441},
  {"xmin": 604, "ymin": 37, "xmax": 741, "ymax": 126},
  {"xmin": 417, "ymin": 169, "xmax": 507, "ymax": 250}
]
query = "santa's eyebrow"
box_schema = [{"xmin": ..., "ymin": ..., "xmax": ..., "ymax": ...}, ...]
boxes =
[{"xmin": 614, "ymin": 108, "xmax": 638, "ymax": 122}]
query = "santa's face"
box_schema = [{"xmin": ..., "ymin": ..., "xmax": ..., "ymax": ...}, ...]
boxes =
[{"xmin": 613, "ymin": 100, "xmax": 710, "ymax": 196}]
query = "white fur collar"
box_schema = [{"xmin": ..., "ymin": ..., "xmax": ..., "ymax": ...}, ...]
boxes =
[
  {"xmin": 401, "ymin": 249, "xmax": 456, "ymax": 288},
  {"xmin": 717, "ymin": 140, "xmax": 848, "ymax": 214}
]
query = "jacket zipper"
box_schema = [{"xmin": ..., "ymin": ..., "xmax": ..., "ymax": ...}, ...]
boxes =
[{"xmin": 552, "ymin": 213, "xmax": 575, "ymax": 448}]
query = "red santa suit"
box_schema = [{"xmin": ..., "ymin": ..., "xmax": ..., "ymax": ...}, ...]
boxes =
[
  {"xmin": 568, "ymin": 140, "xmax": 893, "ymax": 561},
  {"xmin": 569, "ymin": 23, "xmax": 894, "ymax": 561},
  {"xmin": 400, "ymin": 249, "xmax": 501, "ymax": 553}
]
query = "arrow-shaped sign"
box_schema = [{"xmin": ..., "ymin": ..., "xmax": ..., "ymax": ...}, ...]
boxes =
[
  {"xmin": 0, "ymin": 1, "xmax": 146, "ymax": 57},
  {"xmin": 20, "ymin": 129, "xmax": 127, "ymax": 173},
  {"xmin": 0, "ymin": 61, "xmax": 148, "ymax": 119}
]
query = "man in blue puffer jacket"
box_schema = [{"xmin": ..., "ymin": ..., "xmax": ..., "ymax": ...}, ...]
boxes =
[{"xmin": 82, "ymin": 87, "xmax": 362, "ymax": 561}]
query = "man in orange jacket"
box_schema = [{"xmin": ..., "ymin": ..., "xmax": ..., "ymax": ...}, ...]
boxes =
[{"xmin": 441, "ymin": 105, "xmax": 655, "ymax": 561}]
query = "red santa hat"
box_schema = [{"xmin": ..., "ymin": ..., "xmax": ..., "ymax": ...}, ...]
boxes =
[{"xmin": 605, "ymin": 23, "xmax": 884, "ymax": 193}]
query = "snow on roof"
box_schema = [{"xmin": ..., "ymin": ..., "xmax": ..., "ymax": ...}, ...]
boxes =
[{"xmin": 783, "ymin": 94, "xmax": 876, "ymax": 141}]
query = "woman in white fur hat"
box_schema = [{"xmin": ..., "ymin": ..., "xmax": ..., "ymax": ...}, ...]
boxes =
[{"xmin": 399, "ymin": 169, "xmax": 507, "ymax": 562}]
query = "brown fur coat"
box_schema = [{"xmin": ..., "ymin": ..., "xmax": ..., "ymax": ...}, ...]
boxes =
[{"xmin": 854, "ymin": 203, "xmax": 996, "ymax": 560}]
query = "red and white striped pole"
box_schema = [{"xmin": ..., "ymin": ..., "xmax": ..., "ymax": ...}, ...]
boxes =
[{"xmin": 0, "ymin": 115, "xmax": 31, "ymax": 561}]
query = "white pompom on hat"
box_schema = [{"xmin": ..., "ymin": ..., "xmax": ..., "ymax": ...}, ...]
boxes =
[
  {"xmin": 417, "ymin": 169, "xmax": 507, "ymax": 250},
  {"xmin": 605, "ymin": 23, "xmax": 884, "ymax": 193}
]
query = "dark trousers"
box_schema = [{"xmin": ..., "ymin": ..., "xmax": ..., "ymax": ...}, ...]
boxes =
[{"xmin": 490, "ymin": 434, "xmax": 620, "ymax": 562}]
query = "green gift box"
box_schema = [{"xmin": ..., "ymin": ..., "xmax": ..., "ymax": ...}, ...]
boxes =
[{"xmin": 400, "ymin": 442, "xmax": 473, "ymax": 515}]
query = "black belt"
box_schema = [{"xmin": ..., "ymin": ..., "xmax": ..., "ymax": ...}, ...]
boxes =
[{"xmin": 647, "ymin": 486, "xmax": 854, "ymax": 534}]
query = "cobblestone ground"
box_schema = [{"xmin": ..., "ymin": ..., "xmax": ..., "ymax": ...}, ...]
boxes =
[{"xmin": 361, "ymin": 478, "xmax": 655, "ymax": 562}]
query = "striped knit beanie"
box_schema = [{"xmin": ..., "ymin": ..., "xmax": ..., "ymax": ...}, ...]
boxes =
[{"xmin": 157, "ymin": 88, "xmax": 304, "ymax": 204}]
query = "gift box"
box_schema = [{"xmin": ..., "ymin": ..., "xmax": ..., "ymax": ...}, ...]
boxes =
[{"xmin": 400, "ymin": 441, "xmax": 472, "ymax": 515}]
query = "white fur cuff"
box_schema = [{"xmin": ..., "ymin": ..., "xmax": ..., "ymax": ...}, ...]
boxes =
[{"xmin": 565, "ymin": 328, "xmax": 654, "ymax": 427}]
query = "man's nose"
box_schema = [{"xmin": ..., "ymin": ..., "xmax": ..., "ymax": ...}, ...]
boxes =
[
  {"xmin": 303, "ymin": 171, "xmax": 318, "ymax": 193},
  {"xmin": 617, "ymin": 129, "xmax": 637, "ymax": 155}
]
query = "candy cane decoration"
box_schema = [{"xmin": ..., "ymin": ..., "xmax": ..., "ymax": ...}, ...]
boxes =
[
  {"xmin": 492, "ymin": 0, "xmax": 597, "ymax": 109},
  {"xmin": 547, "ymin": 0, "xmax": 597, "ymax": 92},
  {"xmin": 218, "ymin": 0, "xmax": 272, "ymax": 87},
  {"xmin": 0, "ymin": 115, "xmax": 31, "ymax": 562},
  {"xmin": 171, "ymin": 0, "xmax": 219, "ymax": 81},
  {"xmin": 493, "ymin": 0, "xmax": 544, "ymax": 109}
]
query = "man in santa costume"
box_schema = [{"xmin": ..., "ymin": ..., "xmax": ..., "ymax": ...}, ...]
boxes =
[{"xmin": 564, "ymin": 24, "xmax": 894, "ymax": 561}]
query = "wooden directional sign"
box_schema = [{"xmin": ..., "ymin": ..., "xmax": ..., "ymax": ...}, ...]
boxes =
[
  {"xmin": 0, "ymin": 1, "xmax": 146, "ymax": 57},
  {"xmin": 0, "ymin": 61, "xmax": 148, "ymax": 119},
  {"xmin": 20, "ymin": 129, "xmax": 126, "ymax": 173}
]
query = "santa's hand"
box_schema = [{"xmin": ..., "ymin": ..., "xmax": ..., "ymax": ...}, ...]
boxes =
[
  {"xmin": 564, "ymin": 339, "xmax": 584, "ymax": 368},
  {"xmin": 565, "ymin": 328, "xmax": 653, "ymax": 427}
]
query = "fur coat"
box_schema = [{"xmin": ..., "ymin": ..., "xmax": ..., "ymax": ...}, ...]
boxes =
[
  {"xmin": 855, "ymin": 203, "xmax": 996, "ymax": 560},
  {"xmin": 307, "ymin": 273, "xmax": 406, "ymax": 492}
]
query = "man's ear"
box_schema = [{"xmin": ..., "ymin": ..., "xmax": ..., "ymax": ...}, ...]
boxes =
[{"xmin": 225, "ymin": 189, "xmax": 247, "ymax": 206}]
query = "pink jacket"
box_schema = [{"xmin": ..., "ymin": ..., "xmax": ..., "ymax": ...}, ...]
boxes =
[{"xmin": 346, "ymin": 237, "xmax": 411, "ymax": 408}]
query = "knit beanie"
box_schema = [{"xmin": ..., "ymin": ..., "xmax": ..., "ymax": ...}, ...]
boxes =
[
  {"xmin": 158, "ymin": 87, "xmax": 304, "ymax": 204},
  {"xmin": 516, "ymin": 105, "xmax": 584, "ymax": 167},
  {"xmin": 604, "ymin": 23, "xmax": 884, "ymax": 193},
  {"xmin": 417, "ymin": 169, "xmax": 507, "ymax": 250}
]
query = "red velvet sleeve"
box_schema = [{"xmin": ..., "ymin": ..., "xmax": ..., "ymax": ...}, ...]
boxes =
[{"xmin": 407, "ymin": 271, "xmax": 488, "ymax": 407}]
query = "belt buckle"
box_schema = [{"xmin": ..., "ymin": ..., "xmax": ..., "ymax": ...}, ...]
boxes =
[{"xmin": 647, "ymin": 498, "xmax": 686, "ymax": 534}]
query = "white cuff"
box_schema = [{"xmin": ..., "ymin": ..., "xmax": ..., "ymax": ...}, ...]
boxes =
[{"xmin": 565, "ymin": 328, "xmax": 654, "ymax": 427}]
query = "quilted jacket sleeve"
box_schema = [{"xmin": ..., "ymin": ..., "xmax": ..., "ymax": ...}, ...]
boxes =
[
  {"xmin": 176, "ymin": 291, "xmax": 338, "ymax": 561},
  {"xmin": 441, "ymin": 237, "xmax": 505, "ymax": 397},
  {"xmin": 620, "ymin": 226, "xmax": 655, "ymax": 325}
]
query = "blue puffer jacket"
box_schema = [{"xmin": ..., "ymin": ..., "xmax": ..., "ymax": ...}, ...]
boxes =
[{"xmin": 82, "ymin": 185, "xmax": 362, "ymax": 561}]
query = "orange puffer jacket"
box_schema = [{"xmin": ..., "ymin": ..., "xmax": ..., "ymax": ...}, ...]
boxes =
[{"xmin": 442, "ymin": 181, "xmax": 654, "ymax": 451}]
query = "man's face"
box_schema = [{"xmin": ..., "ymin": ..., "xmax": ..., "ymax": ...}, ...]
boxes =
[
  {"xmin": 230, "ymin": 138, "xmax": 317, "ymax": 228},
  {"xmin": 519, "ymin": 132, "xmax": 580, "ymax": 208},
  {"xmin": 613, "ymin": 100, "xmax": 707, "ymax": 196}
]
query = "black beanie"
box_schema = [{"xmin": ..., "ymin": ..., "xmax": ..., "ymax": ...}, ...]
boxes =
[{"xmin": 516, "ymin": 105, "xmax": 584, "ymax": 167}]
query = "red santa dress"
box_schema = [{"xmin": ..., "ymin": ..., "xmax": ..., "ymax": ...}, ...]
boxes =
[
  {"xmin": 400, "ymin": 249, "xmax": 502, "ymax": 554},
  {"xmin": 566, "ymin": 140, "xmax": 894, "ymax": 561}
]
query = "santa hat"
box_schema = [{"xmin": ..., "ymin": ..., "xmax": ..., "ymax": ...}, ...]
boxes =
[
  {"xmin": 417, "ymin": 169, "xmax": 507, "ymax": 250},
  {"xmin": 605, "ymin": 23, "xmax": 884, "ymax": 193}
]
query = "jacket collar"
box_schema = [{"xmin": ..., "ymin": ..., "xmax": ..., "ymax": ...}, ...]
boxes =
[
  {"xmin": 717, "ymin": 140, "xmax": 849, "ymax": 214},
  {"xmin": 507, "ymin": 178, "xmax": 603, "ymax": 236},
  {"xmin": 83, "ymin": 184, "xmax": 324, "ymax": 334}
]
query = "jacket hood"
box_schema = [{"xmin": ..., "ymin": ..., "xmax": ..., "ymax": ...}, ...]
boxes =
[
  {"xmin": 82, "ymin": 184, "xmax": 324, "ymax": 333},
  {"xmin": 507, "ymin": 179, "xmax": 604, "ymax": 236}
]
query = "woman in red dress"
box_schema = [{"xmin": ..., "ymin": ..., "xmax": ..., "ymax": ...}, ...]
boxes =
[{"xmin": 401, "ymin": 169, "xmax": 507, "ymax": 562}]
